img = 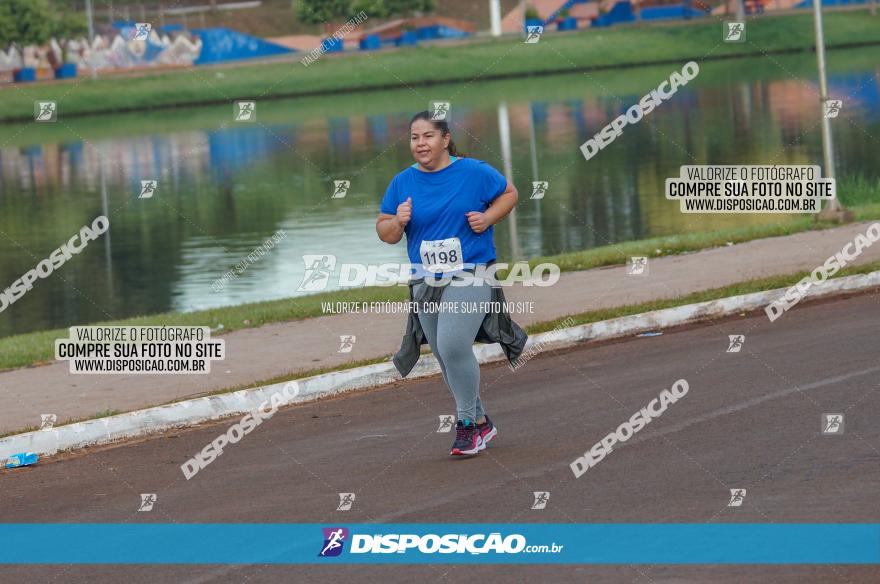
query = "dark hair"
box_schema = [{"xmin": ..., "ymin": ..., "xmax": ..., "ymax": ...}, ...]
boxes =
[{"xmin": 409, "ymin": 110, "xmax": 465, "ymax": 158}]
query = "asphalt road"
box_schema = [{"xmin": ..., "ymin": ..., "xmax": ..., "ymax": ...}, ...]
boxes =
[{"xmin": 2, "ymin": 292, "xmax": 878, "ymax": 583}]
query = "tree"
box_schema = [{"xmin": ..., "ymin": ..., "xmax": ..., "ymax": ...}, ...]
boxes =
[
  {"xmin": 48, "ymin": 12, "xmax": 88, "ymax": 40},
  {"xmin": 381, "ymin": 0, "xmax": 435, "ymax": 18},
  {"xmin": 351, "ymin": 0, "xmax": 388, "ymax": 19},
  {"xmin": 295, "ymin": 0, "xmax": 353, "ymax": 25},
  {"xmin": 295, "ymin": 0, "xmax": 435, "ymax": 23},
  {"xmin": 0, "ymin": 0, "xmax": 52, "ymax": 47}
]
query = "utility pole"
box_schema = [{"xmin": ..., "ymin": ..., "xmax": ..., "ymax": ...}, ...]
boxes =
[
  {"xmin": 85, "ymin": 0, "xmax": 95, "ymax": 41},
  {"xmin": 813, "ymin": 0, "xmax": 847, "ymax": 218},
  {"xmin": 85, "ymin": 0, "xmax": 97, "ymax": 79},
  {"xmin": 490, "ymin": 0, "xmax": 502, "ymax": 36},
  {"xmin": 735, "ymin": 0, "xmax": 746, "ymax": 22}
]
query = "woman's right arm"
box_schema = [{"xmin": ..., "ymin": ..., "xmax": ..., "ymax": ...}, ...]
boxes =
[
  {"xmin": 376, "ymin": 196, "xmax": 412, "ymax": 244},
  {"xmin": 376, "ymin": 214, "xmax": 404, "ymax": 243}
]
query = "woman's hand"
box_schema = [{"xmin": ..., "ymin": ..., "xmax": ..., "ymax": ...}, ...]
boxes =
[
  {"xmin": 376, "ymin": 197, "xmax": 412, "ymax": 244},
  {"xmin": 465, "ymin": 211, "xmax": 489, "ymax": 233},
  {"xmin": 471, "ymin": 182, "xmax": 518, "ymax": 233},
  {"xmin": 396, "ymin": 197, "xmax": 412, "ymax": 227}
]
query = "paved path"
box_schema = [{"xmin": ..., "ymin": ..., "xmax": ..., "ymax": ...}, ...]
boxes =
[
  {"xmin": 1, "ymin": 221, "xmax": 878, "ymax": 435},
  {"xmin": 2, "ymin": 294, "xmax": 878, "ymax": 582}
]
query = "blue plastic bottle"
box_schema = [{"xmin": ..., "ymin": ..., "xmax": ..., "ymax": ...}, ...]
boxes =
[{"xmin": 5, "ymin": 452, "xmax": 38, "ymax": 468}]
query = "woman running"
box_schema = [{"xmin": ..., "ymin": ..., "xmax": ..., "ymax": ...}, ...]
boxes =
[{"xmin": 376, "ymin": 110, "xmax": 519, "ymax": 456}]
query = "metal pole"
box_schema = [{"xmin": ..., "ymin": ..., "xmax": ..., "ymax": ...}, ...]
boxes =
[
  {"xmin": 85, "ymin": 0, "xmax": 98, "ymax": 79},
  {"xmin": 85, "ymin": 0, "xmax": 95, "ymax": 41},
  {"xmin": 735, "ymin": 0, "xmax": 746, "ymax": 22},
  {"xmin": 813, "ymin": 0, "xmax": 841, "ymax": 213},
  {"xmin": 490, "ymin": 0, "xmax": 502, "ymax": 36},
  {"xmin": 99, "ymin": 151, "xmax": 114, "ymax": 293},
  {"xmin": 528, "ymin": 108, "xmax": 539, "ymax": 181},
  {"xmin": 498, "ymin": 102, "xmax": 521, "ymax": 261},
  {"xmin": 527, "ymin": 104, "xmax": 542, "ymax": 226}
]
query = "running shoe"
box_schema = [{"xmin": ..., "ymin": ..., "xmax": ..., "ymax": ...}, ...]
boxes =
[
  {"xmin": 476, "ymin": 415, "xmax": 497, "ymax": 451},
  {"xmin": 450, "ymin": 419, "xmax": 480, "ymax": 456}
]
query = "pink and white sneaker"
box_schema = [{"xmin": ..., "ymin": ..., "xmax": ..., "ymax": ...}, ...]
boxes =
[
  {"xmin": 450, "ymin": 420, "xmax": 481, "ymax": 456},
  {"xmin": 476, "ymin": 416, "xmax": 497, "ymax": 451}
]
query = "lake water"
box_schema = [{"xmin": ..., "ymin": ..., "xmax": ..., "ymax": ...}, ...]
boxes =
[{"xmin": 0, "ymin": 47, "xmax": 878, "ymax": 337}]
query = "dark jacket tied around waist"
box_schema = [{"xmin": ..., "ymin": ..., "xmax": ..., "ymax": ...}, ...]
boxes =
[{"xmin": 391, "ymin": 274, "xmax": 530, "ymax": 378}]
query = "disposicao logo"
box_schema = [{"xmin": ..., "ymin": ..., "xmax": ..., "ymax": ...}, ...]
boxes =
[
  {"xmin": 318, "ymin": 527, "xmax": 349, "ymax": 557},
  {"xmin": 317, "ymin": 528, "xmax": 533, "ymax": 555}
]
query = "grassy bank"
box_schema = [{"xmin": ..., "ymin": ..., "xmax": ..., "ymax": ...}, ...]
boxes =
[
  {"xmin": 6, "ymin": 257, "xmax": 878, "ymax": 439},
  {"xmin": 1, "ymin": 182, "xmax": 878, "ymax": 371},
  {"xmin": 1, "ymin": 10, "xmax": 879, "ymax": 122},
  {"xmin": 5, "ymin": 44, "xmax": 878, "ymax": 146}
]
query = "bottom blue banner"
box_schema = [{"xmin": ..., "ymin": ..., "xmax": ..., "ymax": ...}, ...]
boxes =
[{"xmin": 0, "ymin": 524, "xmax": 877, "ymax": 564}]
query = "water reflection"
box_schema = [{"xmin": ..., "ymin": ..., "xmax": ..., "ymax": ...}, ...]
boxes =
[{"xmin": 0, "ymin": 51, "xmax": 878, "ymax": 336}]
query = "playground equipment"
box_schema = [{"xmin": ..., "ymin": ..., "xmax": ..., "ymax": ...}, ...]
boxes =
[
  {"xmin": 0, "ymin": 26, "xmax": 203, "ymax": 82},
  {"xmin": 0, "ymin": 22, "xmax": 301, "ymax": 82}
]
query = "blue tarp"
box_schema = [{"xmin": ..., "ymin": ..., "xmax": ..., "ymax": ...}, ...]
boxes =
[
  {"xmin": 640, "ymin": 4, "xmax": 709, "ymax": 19},
  {"xmin": 795, "ymin": 0, "xmax": 868, "ymax": 6},
  {"xmin": 191, "ymin": 28, "xmax": 292, "ymax": 65},
  {"xmin": 416, "ymin": 25, "xmax": 471, "ymax": 40},
  {"xmin": 594, "ymin": 1, "xmax": 636, "ymax": 27},
  {"xmin": 369, "ymin": 24, "xmax": 470, "ymax": 50}
]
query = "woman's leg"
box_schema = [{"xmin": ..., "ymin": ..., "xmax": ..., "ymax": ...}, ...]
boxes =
[
  {"xmin": 416, "ymin": 281, "xmax": 488, "ymax": 423},
  {"xmin": 414, "ymin": 282, "xmax": 453, "ymax": 390},
  {"xmin": 434, "ymin": 282, "xmax": 493, "ymax": 423}
]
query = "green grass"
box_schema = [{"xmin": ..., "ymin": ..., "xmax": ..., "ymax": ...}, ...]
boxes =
[
  {"xmin": 0, "ymin": 285, "xmax": 408, "ymax": 371},
  {"xmin": 1, "ymin": 10, "xmax": 878, "ymax": 122},
  {"xmin": 527, "ymin": 259, "xmax": 880, "ymax": 334},
  {"xmin": 10, "ymin": 257, "xmax": 879, "ymax": 440},
  {"xmin": 5, "ymin": 44, "xmax": 878, "ymax": 147},
  {"xmin": 838, "ymin": 175, "xmax": 880, "ymax": 219},
  {"xmin": 524, "ymin": 217, "xmax": 820, "ymax": 274},
  {"xmin": 505, "ymin": 175, "xmax": 880, "ymax": 275},
  {"xmin": 0, "ymin": 186, "xmax": 877, "ymax": 371}
]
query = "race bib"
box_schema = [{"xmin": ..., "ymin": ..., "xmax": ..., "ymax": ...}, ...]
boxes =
[{"xmin": 419, "ymin": 237, "xmax": 463, "ymax": 273}]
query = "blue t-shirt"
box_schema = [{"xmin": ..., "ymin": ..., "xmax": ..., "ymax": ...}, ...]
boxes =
[{"xmin": 380, "ymin": 157, "xmax": 508, "ymax": 275}]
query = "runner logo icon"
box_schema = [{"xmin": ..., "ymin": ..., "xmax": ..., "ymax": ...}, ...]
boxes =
[
  {"xmin": 824, "ymin": 100, "xmax": 843, "ymax": 119},
  {"xmin": 332, "ymin": 180, "xmax": 350, "ymax": 198},
  {"xmin": 530, "ymin": 181, "xmax": 548, "ymax": 199},
  {"xmin": 337, "ymin": 492, "xmax": 356, "ymax": 511},
  {"xmin": 531, "ymin": 491, "xmax": 550, "ymax": 510},
  {"xmin": 524, "ymin": 26, "xmax": 543, "ymax": 44},
  {"xmin": 724, "ymin": 22, "xmax": 745, "ymax": 42},
  {"xmin": 726, "ymin": 335, "xmax": 745, "ymax": 353},
  {"xmin": 319, "ymin": 527, "xmax": 349, "ymax": 557},
  {"xmin": 728, "ymin": 488, "xmax": 746, "ymax": 507},
  {"xmin": 437, "ymin": 415, "xmax": 455, "ymax": 432},
  {"xmin": 298, "ymin": 255, "xmax": 337, "ymax": 291},
  {"xmin": 822, "ymin": 413, "xmax": 844, "ymax": 434}
]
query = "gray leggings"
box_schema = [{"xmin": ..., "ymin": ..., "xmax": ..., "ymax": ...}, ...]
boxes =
[{"xmin": 414, "ymin": 280, "xmax": 492, "ymax": 423}]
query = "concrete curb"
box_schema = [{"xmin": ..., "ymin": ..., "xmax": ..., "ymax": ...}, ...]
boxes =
[{"xmin": 3, "ymin": 270, "xmax": 878, "ymax": 461}]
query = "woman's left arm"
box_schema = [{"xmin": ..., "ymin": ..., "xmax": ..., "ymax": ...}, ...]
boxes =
[{"xmin": 466, "ymin": 181, "xmax": 519, "ymax": 234}]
